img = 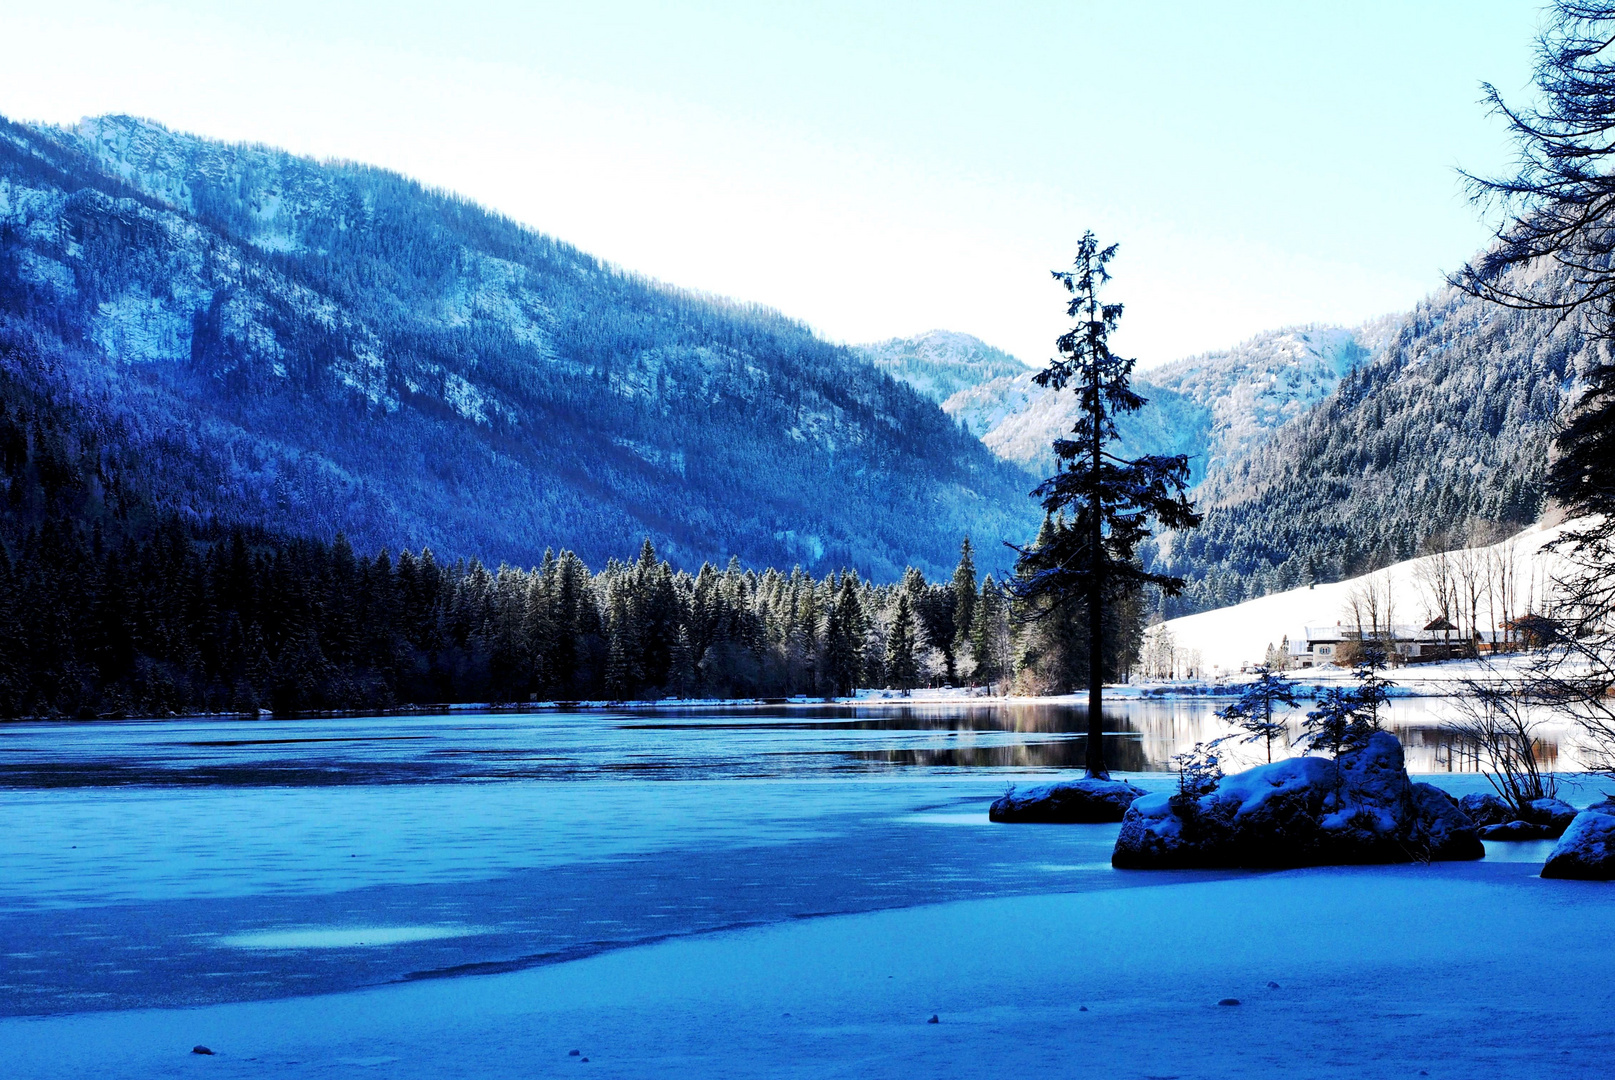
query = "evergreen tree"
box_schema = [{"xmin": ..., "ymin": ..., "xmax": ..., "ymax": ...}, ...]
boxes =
[
  {"xmin": 1009, "ymin": 234, "xmax": 1201, "ymax": 777},
  {"xmin": 1217, "ymin": 667, "xmax": 1298, "ymax": 763},
  {"xmin": 1452, "ymin": 5, "xmax": 1615, "ymax": 775},
  {"xmin": 823, "ymin": 574, "xmax": 866, "ymax": 697},
  {"xmin": 669, "ymin": 627, "xmax": 698, "ymax": 699},
  {"xmin": 885, "ymin": 592, "xmax": 920, "ymax": 693},
  {"xmin": 1301, "ymin": 660, "xmax": 1392, "ymax": 759},
  {"xmin": 970, "ymin": 574, "xmax": 1009, "ymax": 687},
  {"xmin": 951, "ymin": 537, "xmax": 977, "ymax": 683},
  {"xmin": 604, "ymin": 590, "xmax": 633, "ymax": 700}
]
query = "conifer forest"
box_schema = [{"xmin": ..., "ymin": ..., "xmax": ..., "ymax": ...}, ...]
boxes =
[{"xmin": 0, "ymin": 368, "xmax": 1141, "ymax": 717}]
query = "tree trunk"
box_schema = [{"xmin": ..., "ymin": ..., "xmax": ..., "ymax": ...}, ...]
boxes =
[
  {"xmin": 1086, "ymin": 340, "xmax": 1108, "ymax": 779},
  {"xmin": 1087, "ymin": 575, "xmax": 1106, "ymax": 777}
]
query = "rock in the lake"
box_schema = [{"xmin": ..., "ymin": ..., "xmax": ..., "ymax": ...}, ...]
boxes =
[
  {"xmin": 1479, "ymin": 820, "xmax": 1558, "ymax": 841},
  {"xmin": 989, "ymin": 778, "xmax": 1147, "ymax": 823},
  {"xmin": 1412, "ymin": 782, "xmax": 1486, "ymax": 860},
  {"xmin": 191, "ymin": 1046, "xmax": 215, "ymax": 1056},
  {"xmin": 1519, "ymin": 797, "xmax": 1579, "ymax": 836},
  {"xmin": 1459, "ymin": 792, "xmax": 1512, "ymax": 827},
  {"xmin": 1112, "ymin": 732, "xmax": 1483, "ymax": 869},
  {"xmin": 1541, "ymin": 809, "xmax": 1615, "ymax": 880},
  {"xmin": 1460, "ymin": 794, "xmax": 1577, "ymax": 838}
]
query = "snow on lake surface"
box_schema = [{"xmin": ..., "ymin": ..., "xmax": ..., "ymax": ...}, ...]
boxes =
[{"xmin": 2, "ymin": 702, "xmax": 1610, "ymax": 1077}]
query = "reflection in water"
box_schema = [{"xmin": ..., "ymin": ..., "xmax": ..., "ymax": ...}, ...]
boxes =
[
  {"xmin": 0, "ymin": 696, "xmax": 1586, "ymax": 787},
  {"xmin": 630, "ymin": 696, "xmax": 1582, "ymax": 774}
]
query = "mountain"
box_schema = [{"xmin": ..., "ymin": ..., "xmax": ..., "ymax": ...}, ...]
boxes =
[
  {"xmin": 1153, "ymin": 280, "xmax": 1583, "ymax": 614},
  {"xmin": 1142, "ymin": 322, "xmax": 1398, "ymax": 477},
  {"xmin": 859, "ymin": 297, "xmax": 1569, "ymax": 620},
  {"xmin": 0, "ymin": 114, "xmax": 1042, "ymax": 579},
  {"xmin": 857, "ymin": 323, "xmax": 1390, "ymax": 485},
  {"xmin": 857, "ymin": 330, "xmax": 1032, "ymax": 407}
]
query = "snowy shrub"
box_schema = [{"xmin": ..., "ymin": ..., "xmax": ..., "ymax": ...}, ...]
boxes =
[
  {"xmin": 1171, "ymin": 739, "xmax": 1225, "ymax": 805},
  {"xmin": 1302, "ymin": 661, "xmax": 1393, "ymax": 758},
  {"xmin": 1217, "ymin": 667, "xmax": 1297, "ymax": 763}
]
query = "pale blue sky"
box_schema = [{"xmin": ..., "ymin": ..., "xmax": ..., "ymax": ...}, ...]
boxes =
[{"xmin": 0, "ymin": 1, "xmax": 1542, "ymax": 365}]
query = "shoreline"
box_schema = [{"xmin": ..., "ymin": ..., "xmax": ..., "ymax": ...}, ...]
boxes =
[{"xmin": 0, "ymin": 659, "xmax": 1527, "ymax": 725}]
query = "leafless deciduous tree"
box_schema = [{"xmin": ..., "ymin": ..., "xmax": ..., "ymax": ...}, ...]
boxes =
[
  {"xmin": 1415, "ymin": 550, "xmax": 1460, "ymax": 656},
  {"xmin": 1444, "ymin": 679, "xmax": 1559, "ymax": 809},
  {"xmin": 1486, "ymin": 536, "xmax": 1523, "ymax": 652},
  {"xmin": 1453, "ymin": 540, "xmax": 1487, "ymax": 656},
  {"xmin": 1138, "ymin": 622, "xmax": 1177, "ymax": 681},
  {"xmin": 1342, "ymin": 572, "xmax": 1398, "ymax": 663}
]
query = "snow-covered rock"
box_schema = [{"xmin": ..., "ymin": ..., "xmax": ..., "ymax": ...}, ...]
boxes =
[
  {"xmin": 989, "ymin": 779, "xmax": 1148, "ymax": 823},
  {"xmin": 1460, "ymin": 793, "xmax": 1512, "ymax": 827},
  {"xmin": 1111, "ymin": 732, "xmax": 1483, "ymax": 869},
  {"xmin": 1541, "ymin": 810, "xmax": 1615, "ymax": 880},
  {"xmin": 1519, "ymin": 797, "xmax": 1579, "ymax": 834},
  {"xmin": 1465, "ymin": 793, "xmax": 1578, "ymax": 841},
  {"xmin": 1410, "ymin": 782, "xmax": 1484, "ymax": 861}
]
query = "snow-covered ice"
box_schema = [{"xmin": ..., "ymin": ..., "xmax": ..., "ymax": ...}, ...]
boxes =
[
  {"xmin": 4, "ymin": 865, "xmax": 1613, "ymax": 1078},
  {"xmin": 2, "ymin": 704, "xmax": 1611, "ymax": 1077}
]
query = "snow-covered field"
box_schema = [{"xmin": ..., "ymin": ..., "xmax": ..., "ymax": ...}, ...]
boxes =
[
  {"xmin": 1161, "ymin": 521, "xmax": 1574, "ymax": 675},
  {"xmin": 1, "ymin": 705, "xmax": 1610, "ymax": 1078}
]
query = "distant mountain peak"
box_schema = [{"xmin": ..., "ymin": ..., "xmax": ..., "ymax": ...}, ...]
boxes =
[{"xmin": 855, "ymin": 330, "xmax": 1033, "ymax": 407}]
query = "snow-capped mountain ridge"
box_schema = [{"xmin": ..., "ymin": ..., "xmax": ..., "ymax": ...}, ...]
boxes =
[{"xmin": 858, "ymin": 320, "xmax": 1394, "ymax": 482}]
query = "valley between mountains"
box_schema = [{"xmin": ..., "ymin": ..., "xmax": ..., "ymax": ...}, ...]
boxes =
[{"xmin": 1, "ymin": 112, "xmax": 1578, "ymax": 618}]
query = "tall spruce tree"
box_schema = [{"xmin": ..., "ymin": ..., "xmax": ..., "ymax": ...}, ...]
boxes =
[
  {"xmin": 970, "ymin": 574, "xmax": 1008, "ymax": 686},
  {"xmin": 885, "ymin": 592, "xmax": 920, "ymax": 693},
  {"xmin": 951, "ymin": 537, "xmax": 977, "ymax": 683},
  {"xmin": 1010, "ymin": 233, "xmax": 1201, "ymax": 777},
  {"xmin": 824, "ymin": 574, "xmax": 866, "ymax": 697}
]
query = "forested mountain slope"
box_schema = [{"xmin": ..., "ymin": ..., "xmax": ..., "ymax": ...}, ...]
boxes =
[
  {"xmin": 1143, "ymin": 322, "xmax": 1398, "ymax": 478},
  {"xmin": 1152, "ymin": 283, "xmax": 1582, "ymax": 615},
  {"xmin": 0, "ymin": 114, "xmax": 1039, "ymax": 580}
]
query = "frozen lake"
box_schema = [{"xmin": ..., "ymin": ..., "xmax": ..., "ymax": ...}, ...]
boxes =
[{"xmin": 0, "ymin": 699, "xmax": 1591, "ymax": 1019}]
